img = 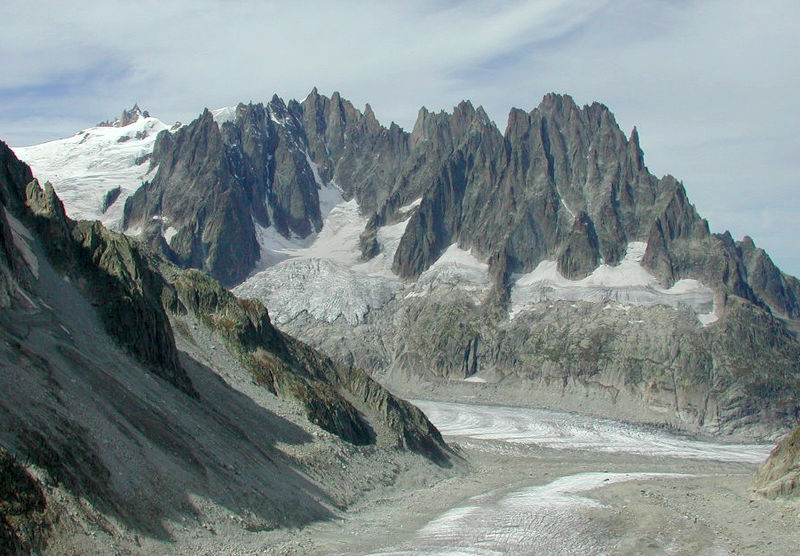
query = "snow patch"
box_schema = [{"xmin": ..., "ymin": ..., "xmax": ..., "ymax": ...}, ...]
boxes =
[
  {"xmin": 163, "ymin": 226, "xmax": 178, "ymax": 245},
  {"xmin": 698, "ymin": 299, "xmax": 719, "ymax": 326},
  {"xmin": 409, "ymin": 244, "xmax": 490, "ymax": 299},
  {"xmin": 304, "ymin": 151, "xmax": 325, "ymax": 188},
  {"xmin": 510, "ymin": 242, "xmax": 715, "ymax": 325},
  {"xmin": 398, "ymin": 197, "xmax": 422, "ymax": 214},
  {"xmin": 210, "ymin": 106, "xmax": 236, "ymax": 125}
]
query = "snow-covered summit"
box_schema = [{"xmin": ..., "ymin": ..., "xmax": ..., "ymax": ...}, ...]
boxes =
[{"xmin": 13, "ymin": 112, "xmax": 170, "ymax": 230}]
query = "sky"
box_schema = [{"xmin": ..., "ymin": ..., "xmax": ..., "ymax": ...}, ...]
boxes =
[{"xmin": 2, "ymin": 0, "xmax": 799, "ymax": 275}]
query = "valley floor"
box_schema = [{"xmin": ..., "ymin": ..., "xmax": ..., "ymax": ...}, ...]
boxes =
[
  {"xmin": 263, "ymin": 401, "xmax": 799, "ymax": 556},
  {"xmin": 48, "ymin": 400, "xmax": 799, "ymax": 555}
]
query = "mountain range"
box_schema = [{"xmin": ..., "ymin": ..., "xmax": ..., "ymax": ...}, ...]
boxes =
[{"xmin": 14, "ymin": 91, "xmax": 800, "ymax": 439}]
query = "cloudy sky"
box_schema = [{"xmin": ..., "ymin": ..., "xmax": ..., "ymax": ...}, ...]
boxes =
[{"xmin": 3, "ymin": 0, "xmax": 799, "ymax": 274}]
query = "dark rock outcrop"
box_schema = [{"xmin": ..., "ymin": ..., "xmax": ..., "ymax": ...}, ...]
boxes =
[
  {"xmin": 738, "ymin": 236, "xmax": 800, "ymax": 319},
  {"xmin": 0, "ymin": 448, "xmax": 49, "ymax": 555},
  {"xmin": 21, "ymin": 174, "xmax": 193, "ymax": 395},
  {"xmin": 124, "ymin": 109, "xmax": 262, "ymax": 286},
  {"xmin": 100, "ymin": 186, "xmax": 121, "ymax": 213},
  {"xmin": 557, "ymin": 211, "xmax": 600, "ymax": 280}
]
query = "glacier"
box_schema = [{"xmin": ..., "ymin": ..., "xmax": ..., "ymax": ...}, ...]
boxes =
[{"xmin": 14, "ymin": 115, "xmax": 170, "ymax": 231}]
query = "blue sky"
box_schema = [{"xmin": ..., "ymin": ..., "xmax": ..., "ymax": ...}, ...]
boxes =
[{"xmin": 3, "ymin": 0, "xmax": 799, "ymax": 276}]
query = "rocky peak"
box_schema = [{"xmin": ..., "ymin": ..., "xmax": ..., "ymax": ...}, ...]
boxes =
[
  {"xmin": 268, "ymin": 94, "xmax": 289, "ymax": 121},
  {"xmin": 537, "ymin": 92, "xmax": 579, "ymax": 116},
  {"xmin": 737, "ymin": 235, "xmax": 800, "ymax": 318},
  {"xmin": 363, "ymin": 103, "xmax": 381, "ymax": 132},
  {"xmin": 0, "ymin": 140, "xmax": 33, "ymax": 214},
  {"xmin": 628, "ymin": 126, "xmax": 645, "ymax": 171},
  {"xmin": 409, "ymin": 100, "xmax": 493, "ymax": 154},
  {"xmin": 97, "ymin": 103, "xmax": 150, "ymax": 128}
]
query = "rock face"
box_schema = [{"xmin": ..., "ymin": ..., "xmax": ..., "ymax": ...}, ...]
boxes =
[
  {"xmin": 124, "ymin": 108, "xmax": 263, "ymax": 285},
  {"xmin": 754, "ymin": 426, "xmax": 800, "ymax": 497},
  {"xmin": 0, "ymin": 141, "xmax": 452, "ymax": 551}
]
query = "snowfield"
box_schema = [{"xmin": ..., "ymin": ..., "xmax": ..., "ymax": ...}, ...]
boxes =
[
  {"xmin": 14, "ymin": 116, "xmax": 170, "ymax": 231},
  {"xmin": 510, "ymin": 242, "xmax": 718, "ymax": 325},
  {"xmin": 237, "ymin": 201, "xmax": 718, "ymax": 326}
]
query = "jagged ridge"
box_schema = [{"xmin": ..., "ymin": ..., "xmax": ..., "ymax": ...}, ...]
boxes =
[{"xmin": 122, "ymin": 91, "xmax": 800, "ymax": 320}]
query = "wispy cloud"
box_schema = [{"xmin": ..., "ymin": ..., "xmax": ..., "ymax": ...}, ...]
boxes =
[{"xmin": 1, "ymin": 0, "xmax": 798, "ymax": 274}]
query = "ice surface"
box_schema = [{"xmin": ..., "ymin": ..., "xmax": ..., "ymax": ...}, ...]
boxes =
[
  {"xmin": 510, "ymin": 242, "xmax": 717, "ymax": 325},
  {"xmin": 235, "ymin": 258, "xmax": 401, "ymax": 325},
  {"xmin": 368, "ymin": 399, "xmax": 771, "ymax": 553},
  {"xmin": 413, "ymin": 399, "xmax": 772, "ymax": 463},
  {"xmin": 408, "ymin": 244, "xmax": 490, "ymax": 299},
  {"xmin": 14, "ymin": 116, "xmax": 168, "ymax": 230},
  {"xmin": 234, "ymin": 183, "xmax": 407, "ymax": 324},
  {"xmin": 370, "ymin": 471, "xmax": 689, "ymax": 555}
]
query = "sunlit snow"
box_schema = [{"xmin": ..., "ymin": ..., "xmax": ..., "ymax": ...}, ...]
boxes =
[
  {"xmin": 210, "ymin": 106, "xmax": 236, "ymax": 125},
  {"xmin": 510, "ymin": 242, "xmax": 718, "ymax": 325},
  {"xmin": 163, "ymin": 226, "xmax": 178, "ymax": 245},
  {"xmin": 14, "ymin": 116, "xmax": 168, "ymax": 230},
  {"xmin": 408, "ymin": 244, "xmax": 490, "ymax": 300},
  {"xmin": 234, "ymin": 181, "xmax": 408, "ymax": 324}
]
